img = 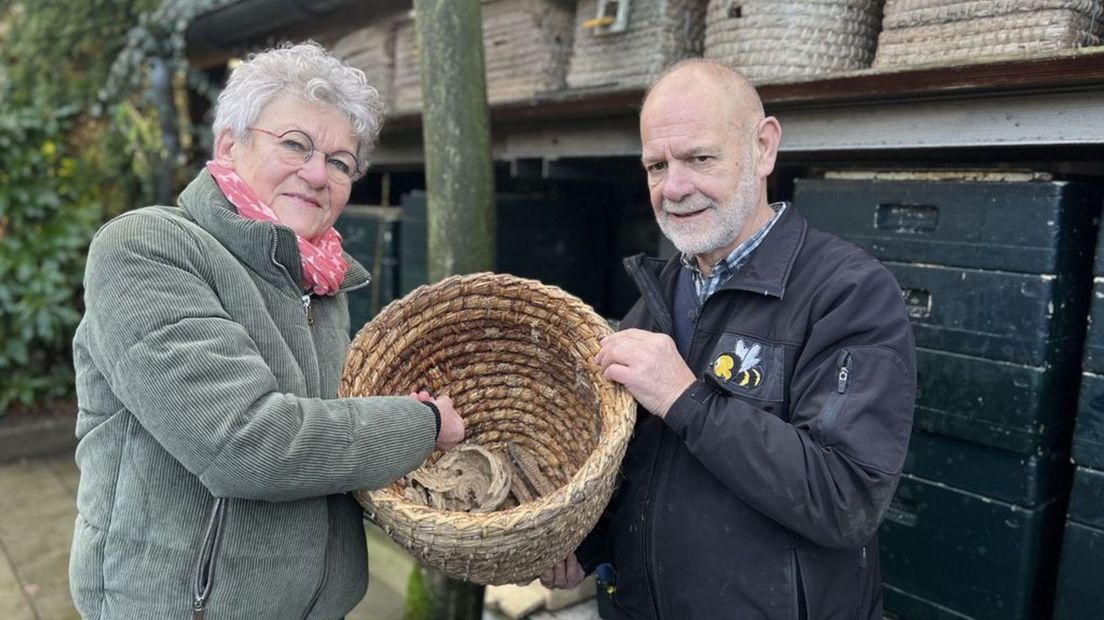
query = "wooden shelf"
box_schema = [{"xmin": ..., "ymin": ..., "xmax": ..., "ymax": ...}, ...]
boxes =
[
  {"xmin": 374, "ymin": 50, "xmax": 1104, "ymax": 165},
  {"xmin": 758, "ymin": 48, "xmax": 1104, "ymax": 108}
]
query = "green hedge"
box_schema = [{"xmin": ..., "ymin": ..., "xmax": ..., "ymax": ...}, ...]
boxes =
[
  {"xmin": 0, "ymin": 0, "xmax": 227, "ymax": 416},
  {"xmin": 0, "ymin": 108, "xmax": 103, "ymax": 412}
]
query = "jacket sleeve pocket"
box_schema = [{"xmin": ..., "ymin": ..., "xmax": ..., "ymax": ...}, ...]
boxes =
[{"xmin": 810, "ymin": 345, "xmax": 914, "ymax": 476}]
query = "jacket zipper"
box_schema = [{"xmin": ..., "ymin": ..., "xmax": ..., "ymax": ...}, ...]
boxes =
[
  {"xmin": 269, "ymin": 224, "xmax": 316, "ymax": 328},
  {"xmin": 637, "ymin": 264, "xmax": 707, "ymax": 619},
  {"xmin": 836, "ymin": 350, "xmax": 851, "ymax": 394},
  {"xmin": 818, "ymin": 350, "xmax": 852, "ymax": 434},
  {"xmin": 632, "ymin": 263, "xmax": 675, "ymax": 619},
  {"xmin": 301, "ymin": 293, "xmax": 314, "ymax": 325},
  {"xmin": 624, "ymin": 256, "xmax": 674, "ymax": 335},
  {"xmin": 192, "ymin": 497, "xmax": 228, "ymax": 620},
  {"xmin": 793, "ymin": 549, "xmax": 809, "ymax": 620},
  {"xmin": 267, "ymin": 225, "xmax": 323, "ymax": 394}
]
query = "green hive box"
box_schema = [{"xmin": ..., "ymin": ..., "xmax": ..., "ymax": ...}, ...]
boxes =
[
  {"xmin": 333, "ymin": 205, "xmax": 401, "ymax": 332},
  {"xmin": 1079, "ymin": 278, "xmax": 1104, "ymax": 372},
  {"xmin": 1075, "ymin": 234, "xmax": 1104, "ymax": 469},
  {"xmin": 794, "ymin": 177, "xmax": 1102, "ymax": 620},
  {"xmin": 1053, "ymin": 466, "xmax": 1104, "ymax": 618},
  {"xmin": 792, "ymin": 179, "xmax": 1099, "ymax": 274},
  {"xmin": 887, "ymin": 261, "xmax": 1088, "ymax": 368},
  {"xmin": 913, "ymin": 347, "xmax": 1080, "ymax": 454},
  {"xmin": 884, "ymin": 584, "xmax": 973, "ymax": 620},
  {"xmin": 904, "ymin": 429, "xmax": 1070, "ymax": 508},
  {"xmin": 399, "ymin": 191, "xmax": 610, "ymax": 313},
  {"xmin": 1066, "ymin": 465, "xmax": 1104, "ymax": 529},
  {"xmin": 793, "ymin": 177, "xmax": 1097, "ymax": 454},
  {"xmin": 880, "ymin": 474, "xmax": 1066, "ymax": 620},
  {"xmin": 1052, "ymin": 521, "xmax": 1104, "ymax": 618},
  {"xmin": 1073, "ymin": 371, "xmax": 1104, "ymax": 469}
]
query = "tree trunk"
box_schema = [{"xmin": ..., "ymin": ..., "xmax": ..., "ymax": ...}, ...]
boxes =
[
  {"xmin": 414, "ymin": 0, "xmax": 495, "ymax": 283},
  {"xmin": 411, "ymin": 0, "xmax": 493, "ymax": 616}
]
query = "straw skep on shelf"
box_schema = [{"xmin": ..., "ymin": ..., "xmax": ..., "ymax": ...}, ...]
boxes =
[
  {"xmin": 705, "ymin": 0, "xmax": 883, "ymax": 83},
  {"xmin": 340, "ymin": 272, "xmax": 636, "ymax": 585},
  {"xmin": 874, "ymin": 0, "xmax": 1104, "ymax": 68}
]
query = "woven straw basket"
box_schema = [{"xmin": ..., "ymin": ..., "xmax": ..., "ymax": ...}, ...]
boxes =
[
  {"xmin": 332, "ymin": 17, "xmax": 399, "ymax": 112},
  {"xmin": 874, "ymin": 0, "xmax": 1104, "ymax": 68},
  {"xmin": 705, "ymin": 0, "xmax": 883, "ymax": 83},
  {"xmin": 339, "ymin": 272, "xmax": 636, "ymax": 584},
  {"xmin": 565, "ymin": 0, "xmax": 707, "ymax": 90},
  {"xmin": 391, "ymin": 0, "xmax": 575, "ymax": 114}
]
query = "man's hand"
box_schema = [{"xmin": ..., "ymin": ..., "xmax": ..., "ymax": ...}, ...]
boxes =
[
  {"xmin": 539, "ymin": 554, "xmax": 585, "ymax": 590},
  {"xmin": 595, "ymin": 328, "xmax": 696, "ymax": 418},
  {"xmin": 411, "ymin": 391, "xmax": 465, "ymax": 451}
]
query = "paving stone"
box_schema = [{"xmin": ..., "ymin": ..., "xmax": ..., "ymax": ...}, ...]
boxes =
[
  {"xmin": 0, "ymin": 551, "xmax": 35, "ymax": 620},
  {"xmin": 46, "ymin": 456, "xmax": 80, "ymax": 495},
  {"xmin": 348, "ymin": 523, "xmax": 417, "ymax": 620},
  {"xmin": 0, "ymin": 456, "xmax": 429, "ymax": 620},
  {"xmin": 0, "ymin": 457, "xmax": 80, "ymax": 619}
]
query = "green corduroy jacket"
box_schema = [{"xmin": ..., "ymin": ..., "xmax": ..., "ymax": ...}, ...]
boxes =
[{"xmin": 69, "ymin": 170, "xmax": 437, "ymax": 619}]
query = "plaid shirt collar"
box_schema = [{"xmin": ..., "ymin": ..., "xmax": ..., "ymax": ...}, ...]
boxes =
[{"xmin": 680, "ymin": 202, "xmax": 788, "ymax": 306}]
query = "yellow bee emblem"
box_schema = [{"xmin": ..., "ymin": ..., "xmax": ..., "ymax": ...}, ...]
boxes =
[
  {"xmin": 711, "ymin": 339, "xmax": 765, "ymax": 389},
  {"xmin": 713, "ymin": 353, "xmax": 736, "ymax": 380},
  {"xmin": 737, "ymin": 367, "xmax": 763, "ymax": 387}
]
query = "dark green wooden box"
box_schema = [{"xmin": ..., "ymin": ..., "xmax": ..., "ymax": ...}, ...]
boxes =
[
  {"xmin": 1052, "ymin": 521, "xmax": 1104, "ymax": 619},
  {"xmin": 886, "ymin": 261, "xmax": 1089, "ymax": 367},
  {"xmin": 1066, "ymin": 465, "xmax": 1104, "ymax": 529},
  {"xmin": 884, "ymin": 584, "xmax": 974, "ymax": 620},
  {"xmin": 904, "ymin": 429, "xmax": 1070, "ymax": 507},
  {"xmin": 1052, "ymin": 466, "xmax": 1104, "ymax": 618},
  {"xmin": 333, "ymin": 205, "xmax": 401, "ymax": 332},
  {"xmin": 1073, "ymin": 371, "xmax": 1104, "ymax": 469},
  {"xmin": 914, "ymin": 347, "xmax": 1080, "ymax": 454},
  {"xmin": 880, "ymin": 473, "xmax": 1066, "ymax": 620},
  {"xmin": 792, "ymin": 178, "xmax": 1098, "ymax": 367},
  {"xmin": 792, "ymin": 179, "xmax": 1099, "ymax": 274},
  {"xmin": 1080, "ymin": 279, "xmax": 1104, "ymax": 373},
  {"xmin": 399, "ymin": 190, "xmax": 610, "ymax": 313}
]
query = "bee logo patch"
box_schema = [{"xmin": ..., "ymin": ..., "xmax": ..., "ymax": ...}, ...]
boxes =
[
  {"xmin": 712, "ymin": 339, "xmax": 764, "ymax": 387},
  {"xmin": 705, "ymin": 335, "xmax": 783, "ymax": 402}
]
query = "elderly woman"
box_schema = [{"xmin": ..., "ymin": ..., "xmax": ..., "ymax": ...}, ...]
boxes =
[{"xmin": 69, "ymin": 42, "xmax": 463, "ymax": 619}]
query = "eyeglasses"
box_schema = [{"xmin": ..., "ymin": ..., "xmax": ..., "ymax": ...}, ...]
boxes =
[{"xmin": 247, "ymin": 127, "xmax": 363, "ymax": 184}]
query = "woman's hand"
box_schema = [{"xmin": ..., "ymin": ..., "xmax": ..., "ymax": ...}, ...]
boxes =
[
  {"xmin": 431, "ymin": 395, "xmax": 464, "ymax": 451},
  {"xmin": 410, "ymin": 391, "xmax": 465, "ymax": 451}
]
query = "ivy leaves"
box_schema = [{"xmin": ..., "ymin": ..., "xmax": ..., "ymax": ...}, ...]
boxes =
[
  {"xmin": 0, "ymin": 110, "xmax": 98, "ymax": 411},
  {"xmin": 0, "ymin": 0, "xmax": 227, "ymax": 413}
]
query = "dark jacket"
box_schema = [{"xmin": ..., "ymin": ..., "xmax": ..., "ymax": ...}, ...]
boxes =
[{"xmin": 581, "ymin": 206, "xmax": 916, "ymax": 619}]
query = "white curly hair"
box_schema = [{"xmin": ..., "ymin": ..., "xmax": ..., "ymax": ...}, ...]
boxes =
[{"xmin": 212, "ymin": 40, "xmax": 384, "ymax": 167}]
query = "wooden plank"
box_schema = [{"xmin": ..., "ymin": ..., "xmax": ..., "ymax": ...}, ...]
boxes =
[
  {"xmin": 383, "ymin": 49, "xmax": 1104, "ymax": 129},
  {"xmin": 759, "ymin": 48, "xmax": 1104, "ymax": 108},
  {"xmin": 776, "ymin": 89, "xmax": 1104, "ymax": 151}
]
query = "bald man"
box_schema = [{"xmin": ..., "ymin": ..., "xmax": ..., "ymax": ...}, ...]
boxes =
[{"xmin": 540, "ymin": 60, "xmax": 916, "ymax": 618}]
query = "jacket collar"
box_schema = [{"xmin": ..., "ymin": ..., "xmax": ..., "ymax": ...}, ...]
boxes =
[
  {"xmin": 624, "ymin": 204, "xmax": 807, "ymax": 321},
  {"xmin": 715, "ymin": 202, "xmax": 805, "ymax": 299},
  {"xmin": 176, "ymin": 169, "xmax": 371, "ymax": 294}
]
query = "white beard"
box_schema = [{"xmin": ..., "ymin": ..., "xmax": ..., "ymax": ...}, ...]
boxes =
[{"xmin": 657, "ymin": 164, "xmax": 760, "ymax": 257}]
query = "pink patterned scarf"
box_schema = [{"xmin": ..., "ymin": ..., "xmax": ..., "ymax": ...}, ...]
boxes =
[{"xmin": 206, "ymin": 161, "xmax": 348, "ymax": 296}]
